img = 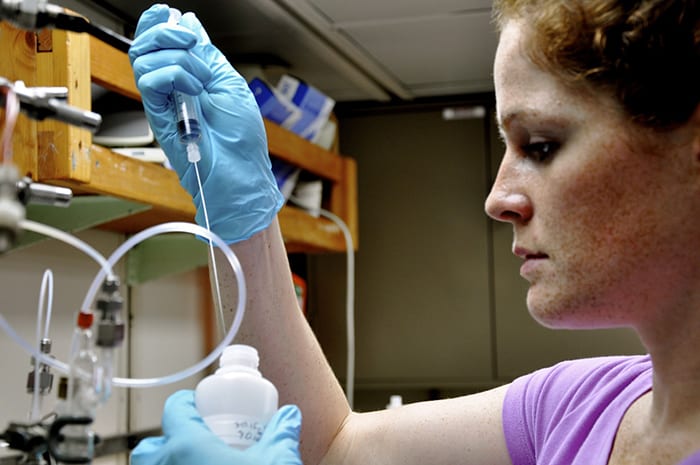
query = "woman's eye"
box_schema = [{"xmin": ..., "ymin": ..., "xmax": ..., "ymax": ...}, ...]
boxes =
[{"xmin": 521, "ymin": 141, "xmax": 560, "ymax": 162}]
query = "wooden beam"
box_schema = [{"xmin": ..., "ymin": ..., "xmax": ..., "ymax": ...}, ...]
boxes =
[
  {"xmin": 0, "ymin": 23, "xmax": 38, "ymax": 178},
  {"xmin": 90, "ymin": 34, "xmax": 141, "ymax": 101},
  {"xmin": 36, "ymin": 29, "xmax": 93, "ymax": 183},
  {"xmin": 329, "ymin": 156, "xmax": 359, "ymax": 249},
  {"xmin": 264, "ymin": 120, "xmax": 343, "ymax": 182},
  {"xmin": 279, "ymin": 205, "xmax": 346, "ymax": 253}
]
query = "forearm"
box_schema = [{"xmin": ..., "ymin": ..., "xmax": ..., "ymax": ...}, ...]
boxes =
[
  {"xmin": 131, "ymin": 5, "xmax": 341, "ymax": 463},
  {"xmin": 217, "ymin": 216, "xmax": 351, "ymax": 465}
]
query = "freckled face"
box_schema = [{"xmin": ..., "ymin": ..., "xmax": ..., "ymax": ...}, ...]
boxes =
[{"xmin": 486, "ymin": 21, "xmax": 700, "ymax": 330}]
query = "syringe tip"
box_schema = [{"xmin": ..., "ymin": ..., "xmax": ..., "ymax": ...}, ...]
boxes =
[{"xmin": 187, "ymin": 143, "xmax": 201, "ymax": 163}]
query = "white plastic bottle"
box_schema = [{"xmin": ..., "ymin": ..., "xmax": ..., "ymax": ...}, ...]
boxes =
[
  {"xmin": 386, "ymin": 394, "xmax": 403, "ymax": 409},
  {"xmin": 194, "ymin": 344, "xmax": 279, "ymax": 449}
]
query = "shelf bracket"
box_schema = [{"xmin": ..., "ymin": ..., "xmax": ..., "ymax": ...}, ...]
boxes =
[
  {"xmin": 13, "ymin": 195, "xmax": 151, "ymax": 251},
  {"xmin": 126, "ymin": 234, "xmax": 208, "ymax": 286},
  {"xmin": 12, "ymin": 193, "xmax": 209, "ymax": 285}
]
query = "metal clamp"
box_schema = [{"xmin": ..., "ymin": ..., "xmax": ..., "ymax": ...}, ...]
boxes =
[{"xmin": 0, "ymin": 79, "xmax": 101, "ymax": 132}]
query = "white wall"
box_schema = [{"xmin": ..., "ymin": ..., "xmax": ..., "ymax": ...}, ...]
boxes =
[
  {"xmin": 0, "ymin": 230, "xmax": 127, "ymax": 463},
  {"xmin": 128, "ymin": 268, "xmax": 207, "ymax": 431},
  {"xmin": 0, "ymin": 228, "xmax": 206, "ymax": 463}
]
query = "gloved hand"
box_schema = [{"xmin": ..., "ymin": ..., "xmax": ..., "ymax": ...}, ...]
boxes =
[
  {"xmin": 128, "ymin": 4, "xmax": 284, "ymax": 243},
  {"xmin": 131, "ymin": 390, "xmax": 302, "ymax": 465}
]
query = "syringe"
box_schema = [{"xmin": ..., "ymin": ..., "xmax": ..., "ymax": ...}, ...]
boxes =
[
  {"xmin": 167, "ymin": 8, "xmax": 225, "ymax": 335},
  {"xmin": 168, "ymin": 8, "xmax": 201, "ymax": 163}
]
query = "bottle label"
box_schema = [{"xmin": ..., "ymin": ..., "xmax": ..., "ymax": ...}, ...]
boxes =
[{"xmin": 203, "ymin": 413, "xmax": 267, "ymax": 449}]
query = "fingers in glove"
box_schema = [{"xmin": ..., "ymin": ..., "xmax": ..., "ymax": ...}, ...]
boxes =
[
  {"xmin": 161, "ymin": 390, "xmax": 212, "ymax": 438},
  {"xmin": 132, "ymin": 45, "xmax": 211, "ymax": 82},
  {"xmin": 129, "ymin": 24, "xmax": 199, "ymax": 63},
  {"xmin": 159, "ymin": 390, "xmax": 238, "ymax": 462},
  {"xmin": 175, "ymin": 12, "xmax": 246, "ymax": 90},
  {"xmin": 133, "ymin": 4, "xmax": 170, "ymax": 38},
  {"xmin": 254, "ymin": 405, "xmax": 302, "ymax": 449},
  {"xmin": 130, "ymin": 436, "xmax": 167, "ymax": 465},
  {"xmin": 134, "ymin": 59, "xmax": 211, "ymax": 110},
  {"xmin": 178, "ymin": 12, "xmax": 214, "ymax": 47}
]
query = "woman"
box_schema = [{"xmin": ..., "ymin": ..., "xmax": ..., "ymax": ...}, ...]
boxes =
[{"xmin": 128, "ymin": 1, "xmax": 700, "ymax": 464}]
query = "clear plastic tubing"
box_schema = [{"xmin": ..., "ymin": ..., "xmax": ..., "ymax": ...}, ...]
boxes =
[
  {"xmin": 29, "ymin": 269, "xmax": 54, "ymax": 421},
  {"xmin": 85, "ymin": 222, "xmax": 246, "ymax": 388},
  {"xmin": 1, "ymin": 221, "xmax": 246, "ymax": 389},
  {"xmin": 20, "ymin": 220, "xmax": 115, "ymax": 282}
]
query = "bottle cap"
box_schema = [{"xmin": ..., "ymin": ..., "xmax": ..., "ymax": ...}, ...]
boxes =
[{"xmin": 220, "ymin": 344, "xmax": 259, "ymax": 369}]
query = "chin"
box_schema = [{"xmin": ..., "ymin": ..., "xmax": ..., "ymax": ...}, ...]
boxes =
[
  {"xmin": 526, "ymin": 293, "xmax": 612, "ymax": 330},
  {"xmin": 528, "ymin": 309, "xmax": 574, "ymax": 329},
  {"xmin": 527, "ymin": 294, "xmax": 628, "ymax": 330}
]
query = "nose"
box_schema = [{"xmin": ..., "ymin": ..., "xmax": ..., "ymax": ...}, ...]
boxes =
[{"xmin": 484, "ymin": 161, "xmax": 533, "ymax": 224}]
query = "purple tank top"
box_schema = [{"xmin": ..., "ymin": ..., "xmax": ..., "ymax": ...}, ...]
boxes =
[{"xmin": 502, "ymin": 355, "xmax": 660, "ymax": 464}]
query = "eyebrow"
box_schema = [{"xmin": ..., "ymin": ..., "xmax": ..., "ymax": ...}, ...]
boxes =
[
  {"xmin": 498, "ymin": 110, "xmax": 530, "ymax": 131},
  {"xmin": 496, "ymin": 111, "xmax": 521, "ymax": 142},
  {"xmin": 497, "ymin": 110, "xmax": 571, "ymax": 140}
]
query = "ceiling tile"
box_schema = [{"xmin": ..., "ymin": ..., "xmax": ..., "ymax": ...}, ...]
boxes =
[
  {"xmin": 75, "ymin": 0, "xmax": 499, "ymax": 101},
  {"xmin": 309, "ymin": 0, "xmax": 493, "ymax": 23},
  {"xmin": 340, "ymin": 10, "xmax": 498, "ymax": 96}
]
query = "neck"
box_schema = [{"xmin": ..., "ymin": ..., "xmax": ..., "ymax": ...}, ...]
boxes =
[{"xmin": 637, "ymin": 308, "xmax": 700, "ymax": 430}]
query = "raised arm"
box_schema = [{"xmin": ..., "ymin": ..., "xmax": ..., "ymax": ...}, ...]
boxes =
[
  {"xmin": 221, "ymin": 219, "xmax": 351, "ymax": 464},
  {"xmin": 224, "ymin": 221, "xmax": 512, "ymax": 465},
  {"xmin": 129, "ymin": 5, "xmax": 512, "ymax": 465}
]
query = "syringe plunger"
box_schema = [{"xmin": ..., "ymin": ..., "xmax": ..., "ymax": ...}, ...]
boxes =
[
  {"xmin": 166, "ymin": 9, "xmax": 202, "ymax": 164},
  {"xmin": 173, "ymin": 91, "xmax": 201, "ymax": 144},
  {"xmin": 170, "ymin": 80, "xmax": 202, "ymax": 163}
]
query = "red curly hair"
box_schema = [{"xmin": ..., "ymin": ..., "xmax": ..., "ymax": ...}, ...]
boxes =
[{"xmin": 492, "ymin": 0, "xmax": 700, "ymax": 129}]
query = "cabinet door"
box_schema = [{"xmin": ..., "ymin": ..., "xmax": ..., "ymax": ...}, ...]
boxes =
[{"xmin": 311, "ymin": 108, "xmax": 494, "ymax": 393}]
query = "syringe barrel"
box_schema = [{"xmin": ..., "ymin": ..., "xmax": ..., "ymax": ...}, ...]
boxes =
[{"xmin": 172, "ymin": 91, "xmax": 201, "ymax": 144}]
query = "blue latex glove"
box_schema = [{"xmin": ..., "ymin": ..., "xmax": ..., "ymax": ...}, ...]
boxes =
[
  {"xmin": 131, "ymin": 390, "xmax": 302, "ymax": 465},
  {"xmin": 129, "ymin": 4, "xmax": 284, "ymax": 243}
]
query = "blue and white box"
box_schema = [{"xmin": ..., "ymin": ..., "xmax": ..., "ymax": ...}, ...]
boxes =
[
  {"xmin": 248, "ymin": 77, "xmax": 301, "ymax": 129},
  {"xmin": 276, "ymin": 75, "xmax": 335, "ymax": 142}
]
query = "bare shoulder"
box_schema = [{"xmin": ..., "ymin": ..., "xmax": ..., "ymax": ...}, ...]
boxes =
[{"xmin": 321, "ymin": 384, "xmax": 513, "ymax": 465}]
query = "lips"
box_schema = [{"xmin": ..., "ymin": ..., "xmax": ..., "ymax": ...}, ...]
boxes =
[
  {"xmin": 514, "ymin": 246, "xmax": 548, "ymax": 278},
  {"xmin": 513, "ymin": 246, "xmax": 548, "ymax": 260}
]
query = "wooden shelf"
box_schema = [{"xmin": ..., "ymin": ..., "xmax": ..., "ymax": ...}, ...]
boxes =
[{"xmin": 0, "ymin": 23, "xmax": 357, "ymax": 253}]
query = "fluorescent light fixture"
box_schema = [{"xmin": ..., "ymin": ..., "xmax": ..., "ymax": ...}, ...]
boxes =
[{"xmin": 442, "ymin": 106, "xmax": 486, "ymax": 120}]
